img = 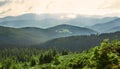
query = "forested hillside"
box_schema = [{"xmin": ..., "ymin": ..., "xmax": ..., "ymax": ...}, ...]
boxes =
[
  {"xmin": 0, "ymin": 39, "xmax": 120, "ymax": 69},
  {"xmin": 0, "ymin": 25, "xmax": 97, "ymax": 47},
  {"xmin": 35, "ymin": 31, "xmax": 120, "ymax": 51}
]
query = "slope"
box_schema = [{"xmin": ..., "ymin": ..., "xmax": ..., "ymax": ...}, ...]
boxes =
[
  {"xmin": 36, "ymin": 31, "xmax": 120, "ymax": 51},
  {"xmin": 0, "ymin": 26, "xmax": 58, "ymax": 47},
  {"xmin": 47, "ymin": 24, "xmax": 97, "ymax": 36},
  {"xmin": 91, "ymin": 18, "xmax": 120, "ymax": 32}
]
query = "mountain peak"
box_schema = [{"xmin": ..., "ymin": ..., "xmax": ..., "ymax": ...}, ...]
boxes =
[
  {"xmin": 47, "ymin": 24, "xmax": 97, "ymax": 35},
  {"xmin": 21, "ymin": 27, "xmax": 44, "ymax": 30}
]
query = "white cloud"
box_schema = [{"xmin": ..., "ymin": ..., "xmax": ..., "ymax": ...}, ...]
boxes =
[
  {"xmin": 0, "ymin": 0, "xmax": 120, "ymax": 18},
  {"xmin": 0, "ymin": 0, "xmax": 9, "ymax": 6}
]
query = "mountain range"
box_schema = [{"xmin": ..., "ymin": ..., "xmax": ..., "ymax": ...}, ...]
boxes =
[
  {"xmin": 0, "ymin": 24, "xmax": 97, "ymax": 47},
  {"xmin": 0, "ymin": 13, "xmax": 120, "ymax": 33},
  {"xmin": 0, "ymin": 13, "xmax": 120, "ymax": 48},
  {"xmin": 91, "ymin": 18, "xmax": 120, "ymax": 33},
  {"xmin": 0, "ymin": 13, "xmax": 117, "ymax": 28}
]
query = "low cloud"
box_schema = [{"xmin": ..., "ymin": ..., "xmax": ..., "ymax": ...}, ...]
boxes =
[
  {"xmin": 99, "ymin": 0, "xmax": 120, "ymax": 10},
  {"xmin": 0, "ymin": 0, "xmax": 10, "ymax": 6},
  {"xmin": 0, "ymin": 0, "xmax": 120, "ymax": 18},
  {"xmin": 0, "ymin": 8, "xmax": 11, "ymax": 15}
]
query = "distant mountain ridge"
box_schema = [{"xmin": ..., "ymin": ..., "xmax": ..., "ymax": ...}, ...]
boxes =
[
  {"xmin": 107, "ymin": 26, "xmax": 120, "ymax": 33},
  {"xmin": 91, "ymin": 18, "xmax": 120, "ymax": 33},
  {"xmin": 0, "ymin": 26, "xmax": 57, "ymax": 47},
  {"xmin": 47, "ymin": 24, "xmax": 97, "ymax": 36},
  {"xmin": 0, "ymin": 13, "xmax": 117, "ymax": 28},
  {"xmin": 0, "ymin": 13, "xmax": 120, "ymax": 48},
  {"xmin": 0, "ymin": 24, "xmax": 97, "ymax": 47}
]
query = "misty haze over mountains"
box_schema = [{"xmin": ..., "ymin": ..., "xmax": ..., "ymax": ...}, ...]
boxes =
[
  {"xmin": 0, "ymin": 13, "xmax": 120, "ymax": 47},
  {"xmin": 0, "ymin": 24, "xmax": 97, "ymax": 47},
  {"xmin": 0, "ymin": 13, "xmax": 118, "ymax": 28}
]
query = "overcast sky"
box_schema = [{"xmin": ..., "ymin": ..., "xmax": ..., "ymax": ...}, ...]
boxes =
[{"xmin": 0, "ymin": 0, "xmax": 120, "ymax": 18}]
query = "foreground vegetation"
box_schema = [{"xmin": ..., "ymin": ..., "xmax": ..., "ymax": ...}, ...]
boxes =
[{"xmin": 0, "ymin": 39, "xmax": 120, "ymax": 69}]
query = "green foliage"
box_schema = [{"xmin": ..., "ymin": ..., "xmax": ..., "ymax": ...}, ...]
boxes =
[
  {"xmin": 90, "ymin": 39, "xmax": 120, "ymax": 69},
  {"xmin": 0, "ymin": 39, "xmax": 120, "ymax": 69}
]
